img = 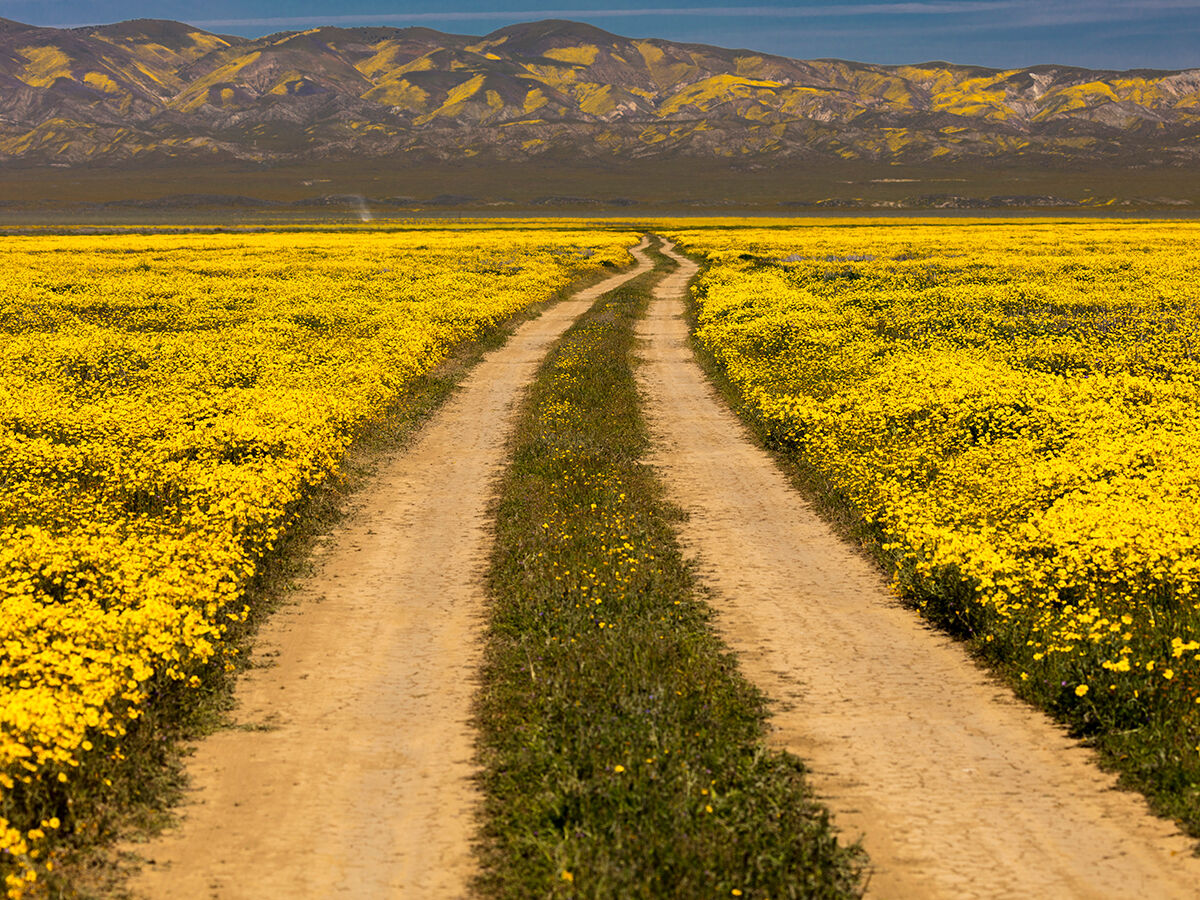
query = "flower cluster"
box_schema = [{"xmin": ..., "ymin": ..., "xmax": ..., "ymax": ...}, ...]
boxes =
[
  {"xmin": 672, "ymin": 220, "xmax": 1200, "ymax": 773},
  {"xmin": 0, "ymin": 225, "xmax": 638, "ymax": 895}
]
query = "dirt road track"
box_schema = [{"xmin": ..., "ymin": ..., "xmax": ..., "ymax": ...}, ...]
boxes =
[
  {"xmin": 129, "ymin": 238, "xmax": 651, "ymax": 900},
  {"xmin": 637, "ymin": 241, "xmax": 1200, "ymax": 899}
]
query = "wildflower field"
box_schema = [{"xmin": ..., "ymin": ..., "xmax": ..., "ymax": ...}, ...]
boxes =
[
  {"xmin": 5, "ymin": 216, "xmax": 1200, "ymax": 895},
  {"xmin": 0, "ymin": 226, "xmax": 638, "ymax": 894},
  {"xmin": 670, "ymin": 220, "xmax": 1200, "ymax": 826}
]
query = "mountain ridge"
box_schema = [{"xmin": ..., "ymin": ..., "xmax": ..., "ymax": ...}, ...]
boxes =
[{"xmin": 0, "ymin": 17, "xmax": 1197, "ymax": 170}]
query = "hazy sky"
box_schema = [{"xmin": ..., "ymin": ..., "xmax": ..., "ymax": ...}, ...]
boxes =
[{"xmin": 10, "ymin": 0, "xmax": 1200, "ymax": 69}]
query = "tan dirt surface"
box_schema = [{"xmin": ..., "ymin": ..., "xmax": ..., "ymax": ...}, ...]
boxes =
[
  {"xmin": 128, "ymin": 238, "xmax": 652, "ymax": 900},
  {"xmin": 637, "ymin": 241, "xmax": 1200, "ymax": 900}
]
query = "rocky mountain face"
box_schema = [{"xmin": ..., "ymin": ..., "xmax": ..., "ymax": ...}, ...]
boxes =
[{"xmin": 1, "ymin": 17, "xmax": 1197, "ymax": 168}]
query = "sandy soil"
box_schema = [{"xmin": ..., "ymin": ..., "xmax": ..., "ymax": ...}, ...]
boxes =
[
  {"xmin": 128, "ymin": 239, "xmax": 652, "ymax": 900},
  {"xmin": 636, "ymin": 241, "xmax": 1200, "ymax": 899}
]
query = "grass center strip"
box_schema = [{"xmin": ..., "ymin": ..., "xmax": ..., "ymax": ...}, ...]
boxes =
[{"xmin": 476, "ymin": 248, "xmax": 863, "ymax": 899}]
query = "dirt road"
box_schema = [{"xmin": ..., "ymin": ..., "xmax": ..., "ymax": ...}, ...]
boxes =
[
  {"xmin": 637, "ymin": 241, "xmax": 1200, "ymax": 899},
  {"xmin": 129, "ymin": 239, "xmax": 651, "ymax": 900}
]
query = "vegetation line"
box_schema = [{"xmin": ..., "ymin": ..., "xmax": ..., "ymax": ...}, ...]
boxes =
[{"xmin": 475, "ymin": 244, "xmax": 863, "ymax": 899}]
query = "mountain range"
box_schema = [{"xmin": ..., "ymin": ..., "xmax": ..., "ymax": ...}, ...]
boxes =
[{"xmin": 1, "ymin": 16, "xmax": 1198, "ymax": 172}]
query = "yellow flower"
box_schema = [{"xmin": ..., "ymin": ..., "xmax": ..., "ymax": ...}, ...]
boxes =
[
  {"xmin": 0, "ymin": 226, "xmax": 641, "ymax": 876},
  {"xmin": 672, "ymin": 219, "xmax": 1200, "ymax": 784}
]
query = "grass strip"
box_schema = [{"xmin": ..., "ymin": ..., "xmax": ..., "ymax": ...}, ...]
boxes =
[{"xmin": 476, "ymin": 249, "xmax": 864, "ymax": 899}]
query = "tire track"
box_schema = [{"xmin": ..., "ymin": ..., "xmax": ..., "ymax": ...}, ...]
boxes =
[
  {"xmin": 636, "ymin": 240, "xmax": 1200, "ymax": 899},
  {"xmin": 128, "ymin": 237, "xmax": 651, "ymax": 900}
]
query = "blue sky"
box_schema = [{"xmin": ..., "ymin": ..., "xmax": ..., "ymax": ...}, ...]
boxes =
[{"xmin": 9, "ymin": 0, "xmax": 1200, "ymax": 69}]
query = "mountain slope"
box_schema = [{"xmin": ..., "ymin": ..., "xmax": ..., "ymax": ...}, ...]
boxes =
[{"xmin": 0, "ymin": 17, "xmax": 1197, "ymax": 167}]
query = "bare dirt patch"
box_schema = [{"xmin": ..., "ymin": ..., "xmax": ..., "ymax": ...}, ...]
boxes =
[
  {"xmin": 636, "ymin": 240, "xmax": 1200, "ymax": 899},
  {"xmin": 127, "ymin": 239, "xmax": 651, "ymax": 899}
]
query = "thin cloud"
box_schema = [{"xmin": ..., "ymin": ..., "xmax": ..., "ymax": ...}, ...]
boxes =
[
  {"xmin": 181, "ymin": 2, "xmax": 1200, "ymax": 30},
  {"xmin": 188, "ymin": 5, "xmax": 1025, "ymax": 30},
  {"xmin": 46, "ymin": 1, "xmax": 1200, "ymax": 35}
]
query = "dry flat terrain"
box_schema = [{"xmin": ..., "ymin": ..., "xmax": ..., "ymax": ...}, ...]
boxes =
[
  {"xmin": 636, "ymin": 242, "xmax": 1200, "ymax": 899},
  {"xmin": 128, "ymin": 241, "xmax": 651, "ymax": 899}
]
